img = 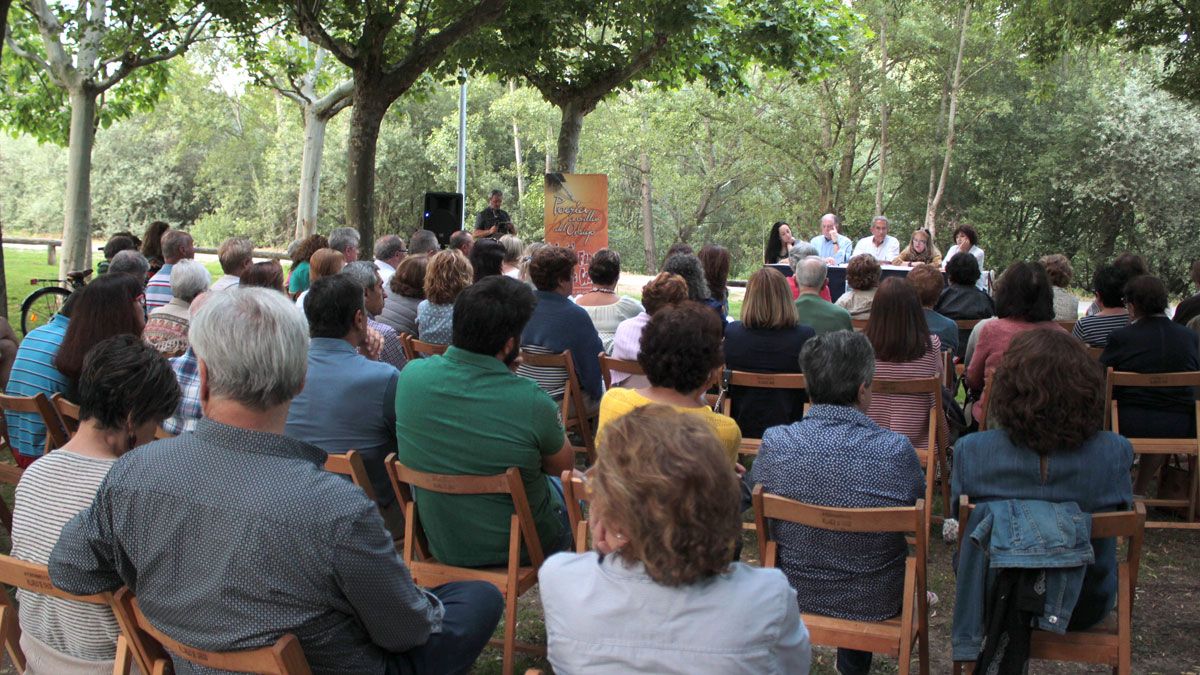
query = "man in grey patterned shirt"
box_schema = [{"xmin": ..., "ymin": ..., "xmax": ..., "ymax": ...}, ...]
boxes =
[{"xmin": 49, "ymin": 288, "xmax": 503, "ymax": 674}]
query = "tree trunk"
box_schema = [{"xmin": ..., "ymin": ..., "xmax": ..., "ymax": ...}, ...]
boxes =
[
  {"xmin": 924, "ymin": 1, "xmax": 971, "ymax": 237},
  {"xmin": 835, "ymin": 75, "xmax": 863, "ymax": 214},
  {"xmin": 556, "ymin": 99, "xmax": 589, "ymax": 173},
  {"xmin": 509, "ymin": 81, "xmax": 525, "ymax": 199},
  {"xmin": 0, "ymin": 0, "xmax": 12, "ymax": 318},
  {"xmin": 296, "ymin": 107, "xmax": 328, "ymax": 240},
  {"xmin": 60, "ymin": 88, "xmax": 97, "ymax": 277},
  {"xmin": 874, "ymin": 15, "xmax": 889, "ymax": 216},
  {"xmin": 345, "ymin": 88, "xmax": 388, "ymax": 249},
  {"xmin": 640, "ymin": 149, "xmax": 656, "ymax": 274}
]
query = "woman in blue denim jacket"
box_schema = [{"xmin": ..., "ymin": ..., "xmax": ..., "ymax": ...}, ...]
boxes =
[{"xmin": 952, "ymin": 329, "xmax": 1133, "ymax": 655}]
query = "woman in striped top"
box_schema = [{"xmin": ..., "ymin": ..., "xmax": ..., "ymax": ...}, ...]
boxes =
[
  {"xmin": 1072, "ymin": 264, "xmax": 1131, "ymax": 347},
  {"xmin": 11, "ymin": 335, "xmax": 180, "ymax": 673},
  {"xmin": 863, "ymin": 278, "xmax": 945, "ymax": 451}
]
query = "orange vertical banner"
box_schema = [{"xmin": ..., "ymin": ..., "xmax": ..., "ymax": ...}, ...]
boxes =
[{"xmin": 544, "ymin": 173, "xmax": 609, "ymax": 294}]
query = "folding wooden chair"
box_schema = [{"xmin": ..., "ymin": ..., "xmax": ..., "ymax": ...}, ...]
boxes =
[
  {"xmin": 519, "ymin": 348, "xmax": 597, "ymax": 463},
  {"xmin": 871, "ymin": 376, "xmax": 949, "ymax": 526},
  {"xmin": 753, "ymin": 487, "xmax": 929, "ymax": 675},
  {"xmin": 0, "ymin": 462, "xmax": 20, "ymax": 537},
  {"xmin": 561, "ymin": 470, "xmax": 591, "ymax": 553},
  {"xmin": 324, "ymin": 450, "xmax": 377, "ymax": 502},
  {"xmin": 952, "ymin": 498, "xmax": 1146, "ymax": 674},
  {"xmin": 942, "ymin": 351, "xmax": 956, "ymax": 390},
  {"xmin": 0, "ymin": 554, "xmax": 117, "ymax": 674},
  {"xmin": 717, "ymin": 369, "xmax": 807, "ymax": 459},
  {"xmin": 598, "ymin": 353, "xmax": 644, "ymax": 389},
  {"xmin": 1056, "ymin": 320, "xmax": 1078, "ymax": 333},
  {"xmin": 0, "ymin": 392, "xmax": 69, "ymax": 454},
  {"xmin": 386, "ymin": 457, "xmax": 547, "ymax": 675},
  {"xmin": 409, "ymin": 337, "xmax": 448, "ymax": 359},
  {"xmin": 49, "ymin": 393, "xmax": 80, "ymax": 438},
  {"xmin": 1087, "ymin": 346, "xmax": 1104, "ymax": 361},
  {"xmin": 1104, "ymin": 368, "xmax": 1200, "ymax": 528},
  {"xmin": 399, "ymin": 333, "xmax": 417, "ymax": 361},
  {"xmin": 112, "ymin": 587, "xmax": 312, "ymax": 675},
  {"xmin": 851, "ymin": 318, "xmax": 870, "ymax": 332}
]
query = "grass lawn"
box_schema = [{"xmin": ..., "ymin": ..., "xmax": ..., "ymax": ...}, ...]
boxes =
[{"xmin": 1, "ymin": 246, "xmax": 223, "ymax": 336}]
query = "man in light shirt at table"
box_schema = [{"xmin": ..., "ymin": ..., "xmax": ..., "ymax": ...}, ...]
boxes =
[
  {"xmin": 808, "ymin": 213, "xmax": 852, "ymax": 266},
  {"xmin": 852, "ymin": 216, "xmax": 901, "ymax": 263}
]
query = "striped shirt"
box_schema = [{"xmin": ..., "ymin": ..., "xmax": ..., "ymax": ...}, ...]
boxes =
[
  {"xmin": 5, "ymin": 314, "xmax": 70, "ymax": 457},
  {"xmin": 1072, "ymin": 312, "xmax": 1130, "ymax": 347},
  {"xmin": 11, "ymin": 450, "xmax": 120, "ymax": 661},
  {"xmin": 144, "ymin": 262, "xmax": 175, "ymax": 310},
  {"xmin": 867, "ymin": 335, "xmax": 944, "ymax": 451}
]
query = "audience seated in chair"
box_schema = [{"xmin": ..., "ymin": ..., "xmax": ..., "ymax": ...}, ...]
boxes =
[
  {"xmin": 662, "ymin": 252, "xmax": 726, "ymax": 323},
  {"xmin": 48, "ymin": 288, "xmax": 503, "ymax": 675},
  {"xmin": 540, "ymin": 406, "xmax": 812, "ymax": 674},
  {"xmin": 286, "ymin": 275, "xmax": 403, "ymax": 533},
  {"xmin": 211, "ymin": 236, "xmax": 253, "ymax": 292},
  {"xmin": 1073, "ymin": 264, "xmax": 1132, "ymax": 348},
  {"xmin": 11, "ymin": 335, "xmax": 178, "ymax": 673},
  {"xmin": 722, "ymin": 267, "xmax": 814, "ymax": 439},
  {"xmin": 574, "ymin": 249, "xmax": 644, "ymax": 354},
  {"xmin": 864, "ymin": 278, "xmax": 945, "ymax": 451},
  {"xmin": 4, "ymin": 297, "xmax": 74, "ymax": 467},
  {"xmin": 1173, "ymin": 260, "xmax": 1200, "ymax": 326},
  {"xmin": 835, "ymin": 254, "xmax": 881, "ymax": 320},
  {"xmin": 1041, "ymin": 254, "xmax": 1080, "ymax": 322},
  {"xmin": 951, "ymin": 328, "xmax": 1133, "ymax": 664},
  {"xmin": 395, "ymin": 276, "xmax": 576, "ymax": 567},
  {"xmin": 1100, "ymin": 274, "xmax": 1200, "ymax": 497},
  {"xmin": 343, "ymin": 261, "xmax": 407, "ymax": 370},
  {"xmin": 417, "ymin": 249, "xmax": 472, "ymax": 345},
  {"xmin": 380, "ymin": 254, "xmax": 427, "ymax": 338},
  {"xmin": 794, "ymin": 256, "xmax": 852, "ymax": 334},
  {"xmin": 935, "ymin": 254, "xmax": 994, "ymax": 322},
  {"xmin": 908, "ymin": 263, "xmax": 959, "ymax": 356},
  {"xmin": 598, "ymin": 301, "xmax": 742, "ymax": 462},
  {"xmin": 521, "ymin": 245, "xmax": 606, "ymax": 407},
  {"xmin": 610, "ymin": 272, "xmax": 687, "ymax": 389},
  {"xmin": 750, "ymin": 331, "xmax": 924, "ymax": 675},
  {"xmin": 144, "ymin": 259, "xmax": 210, "ymax": 357},
  {"xmin": 161, "ymin": 292, "xmax": 213, "ymax": 435},
  {"xmin": 966, "ymin": 262, "xmax": 1065, "ymax": 424}
]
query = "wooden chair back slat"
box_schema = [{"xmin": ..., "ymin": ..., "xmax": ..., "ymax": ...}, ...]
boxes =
[
  {"xmin": 954, "ymin": 319, "xmax": 983, "ymax": 331},
  {"xmin": 0, "ymin": 392, "xmax": 69, "ymax": 452},
  {"xmin": 1107, "ymin": 370, "xmax": 1200, "ymax": 388},
  {"xmin": 719, "ymin": 368, "xmax": 807, "ymax": 426},
  {"xmin": 1087, "ymin": 346, "xmax": 1104, "ymax": 361},
  {"xmin": 519, "ymin": 348, "xmax": 596, "ymax": 463},
  {"xmin": 756, "ymin": 492, "xmax": 925, "ymax": 533},
  {"xmin": 50, "ymin": 393, "xmax": 81, "ymax": 436},
  {"xmin": 561, "ymin": 470, "xmax": 590, "ymax": 553},
  {"xmin": 599, "ymin": 353, "xmax": 643, "ymax": 390},
  {"xmin": 323, "ymin": 450, "xmax": 377, "ymax": 502},
  {"xmin": 1056, "ymin": 320, "xmax": 1077, "ymax": 333},
  {"xmin": 399, "ymin": 333, "xmax": 416, "ymax": 361},
  {"xmin": 410, "ymin": 338, "xmax": 448, "ymax": 358},
  {"xmin": 851, "ymin": 318, "xmax": 870, "ymax": 332},
  {"xmin": 115, "ymin": 588, "xmax": 312, "ymax": 674}
]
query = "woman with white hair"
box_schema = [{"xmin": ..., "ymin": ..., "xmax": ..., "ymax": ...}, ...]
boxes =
[
  {"xmin": 499, "ymin": 234, "xmax": 523, "ymax": 278},
  {"xmin": 144, "ymin": 258, "xmax": 210, "ymax": 356}
]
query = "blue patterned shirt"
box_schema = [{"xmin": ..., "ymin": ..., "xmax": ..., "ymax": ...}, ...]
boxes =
[
  {"xmin": 415, "ymin": 300, "xmax": 454, "ymax": 345},
  {"xmin": 751, "ymin": 404, "xmax": 924, "ymax": 621},
  {"xmin": 48, "ymin": 419, "xmax": 443, "ymax": 675},
  {"xmin": 5, "ymin": 314, "xmax": 70, "ymax": 457},
  {"xmin": 162, "ymin": 348, "xmax": 201, "ymax": 435}
]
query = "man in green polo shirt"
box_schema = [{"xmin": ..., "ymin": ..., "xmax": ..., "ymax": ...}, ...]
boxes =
[
  {"xmin": 394, "ymin": 276, "xmax": 575, "ymax": 567},
  {"xmin": 795, "ymin": 255, "xmax": 853, "ymax": 334}
]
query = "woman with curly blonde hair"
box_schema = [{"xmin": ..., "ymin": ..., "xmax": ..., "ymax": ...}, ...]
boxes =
[
  {"xmin": 539, "ymin": 405, "xmax": 812, "ymax": 674},
  {"xmin": 416, "ymin": 250, "xmax": 473, "ymax": 344}
]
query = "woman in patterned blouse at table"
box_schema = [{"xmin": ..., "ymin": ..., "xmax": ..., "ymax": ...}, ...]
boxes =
[{"xmin": 11, "ymin": 335, "xmax": 180, "ymax": 674}]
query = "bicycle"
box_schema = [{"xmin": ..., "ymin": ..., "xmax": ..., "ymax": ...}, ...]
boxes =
[{"xmin": 20, "ymin": 269, "xmax": 91, "ymax": 335}]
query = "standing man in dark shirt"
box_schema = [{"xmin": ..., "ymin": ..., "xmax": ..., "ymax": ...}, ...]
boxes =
[{"xmin": 474, "ymin": 189, "xmax": 514, "ymax": 240}]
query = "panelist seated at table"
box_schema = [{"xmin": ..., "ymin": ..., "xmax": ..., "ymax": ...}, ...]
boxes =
[
  {"xmin": 851, "ymin": 216, "xmax": 901, "ymax": 263},
  {"xmin": 808, "ymin": 213, "xmax": 852, "ymax": 266}
]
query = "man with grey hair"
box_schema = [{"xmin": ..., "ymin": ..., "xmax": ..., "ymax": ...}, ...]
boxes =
[
  {"xmin": 329, "ymin": 226, "xmax": 361, "ymax": 263},
  {"xmin": 448, "ymin": 229, "xmax": 473, "ymax": 257},
  {"xmin": 144, "ymin": 229, "xmax": 194, "ymax": 310},
  {"xmin": 852, "ymin": 215, "xmax": 900, "ymax": 262},
  {"xmin": 808, "ymin": 213, "xmax": 852, "ymax": 266},
  {"xmin": 341, "ymin": 261, "xmax": 405, "ymax": 370},
  {"xmin": 751, "ymin": 331, "xmax": 924, "ymax": 675},
  {"xmin": 50, "ymin": 287, "xmax": 504, "ymax": 675},
  {"xmin": 107, "ymin": 249, "xmax": 150, "ymax": 286},
  {"xmin": 144, "ymin": 259, "xmax": 211, "ymax": 356},
  {"xmin": 212, "ymin": 236, "xmax": 254, "ymax": 291},
  {"xmin": 794, "ymin": 256, "xmax": 852, "ymax": 334},
  {"xmin": 409, "ymin": 229, "xmax": 440, "ymax": 256},
  {"xmin": 373, "ymin": 234, "xmax": 407, "ymax": 290}
]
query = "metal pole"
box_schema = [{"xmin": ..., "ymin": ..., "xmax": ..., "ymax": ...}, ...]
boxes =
[{"xmin": 457, "ymin": 69, "xmax": 468, "ymax": 229}]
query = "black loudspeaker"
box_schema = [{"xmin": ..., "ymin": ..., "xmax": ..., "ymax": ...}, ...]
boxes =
[{"xmin": 423, "ymin": 192, "xmax": 463, "ymax": 248}]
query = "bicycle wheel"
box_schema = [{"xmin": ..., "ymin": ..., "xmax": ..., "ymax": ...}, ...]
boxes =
[{"xmin": 21, "ymin": 287, "xmax": 71, "ymax": 336}]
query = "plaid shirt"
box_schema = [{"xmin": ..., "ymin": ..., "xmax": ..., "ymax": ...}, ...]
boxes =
[
  {"xmin": 163, "ymin": 348, "xmax": 201, "ymax": 435},
  {"xmin": 369, "ymin": 318, "xmax": 407, "ymax": 371}
]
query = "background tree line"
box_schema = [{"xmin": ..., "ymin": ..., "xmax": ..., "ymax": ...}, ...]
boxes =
[{"xmin": 1, "ymin": 0, "xmax": 1198, "ymax": 294}]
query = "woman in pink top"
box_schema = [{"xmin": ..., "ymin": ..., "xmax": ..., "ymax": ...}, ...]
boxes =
[
  {"xmin": 967, "ymin": 262, "xmax": 1066, "ymax": 422},
  {"xmin": 864, "ymin": 278, "xmax": 944, "ymax": 450}
]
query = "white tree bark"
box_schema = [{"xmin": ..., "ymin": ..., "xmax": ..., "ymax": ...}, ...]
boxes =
[
  {"xmin": 509, "ymin": 80, "xmax": 525, "ymax": 200},
  {"xmin": 61, "ymin": 88, "xmax": 96, "ymax": 275},
  {"xmin": 923, "ymin": 1, "xmax": 971, "ymax": 237},
  {"xmin": 874, "ymin": 14, "xmax": 889, "ymax": 216}
]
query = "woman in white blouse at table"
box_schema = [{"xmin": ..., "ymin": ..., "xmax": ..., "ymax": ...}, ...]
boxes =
[
  {"xmin": 575, "ymin": 249, "xmax": 643, "ymax": 353},
  {"xmin": 539, "ymin": 405, "xmax": 811, "ymax": 675},
  {"xmin": 942, "ymin": 223, "xmax": 986, "ymax": 291}
]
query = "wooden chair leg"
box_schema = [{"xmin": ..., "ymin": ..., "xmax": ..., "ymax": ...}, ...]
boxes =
[
  {"xmin": 113, "ymin": 635, "xmax": 133, "ymax": 675},
  {"xmin": 0, "ymin": 604, "xmax": 24, "ymax": 674},
  {"xmin": 502, "ymin": 590, "xmax": 517, "ymax": 675}
]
